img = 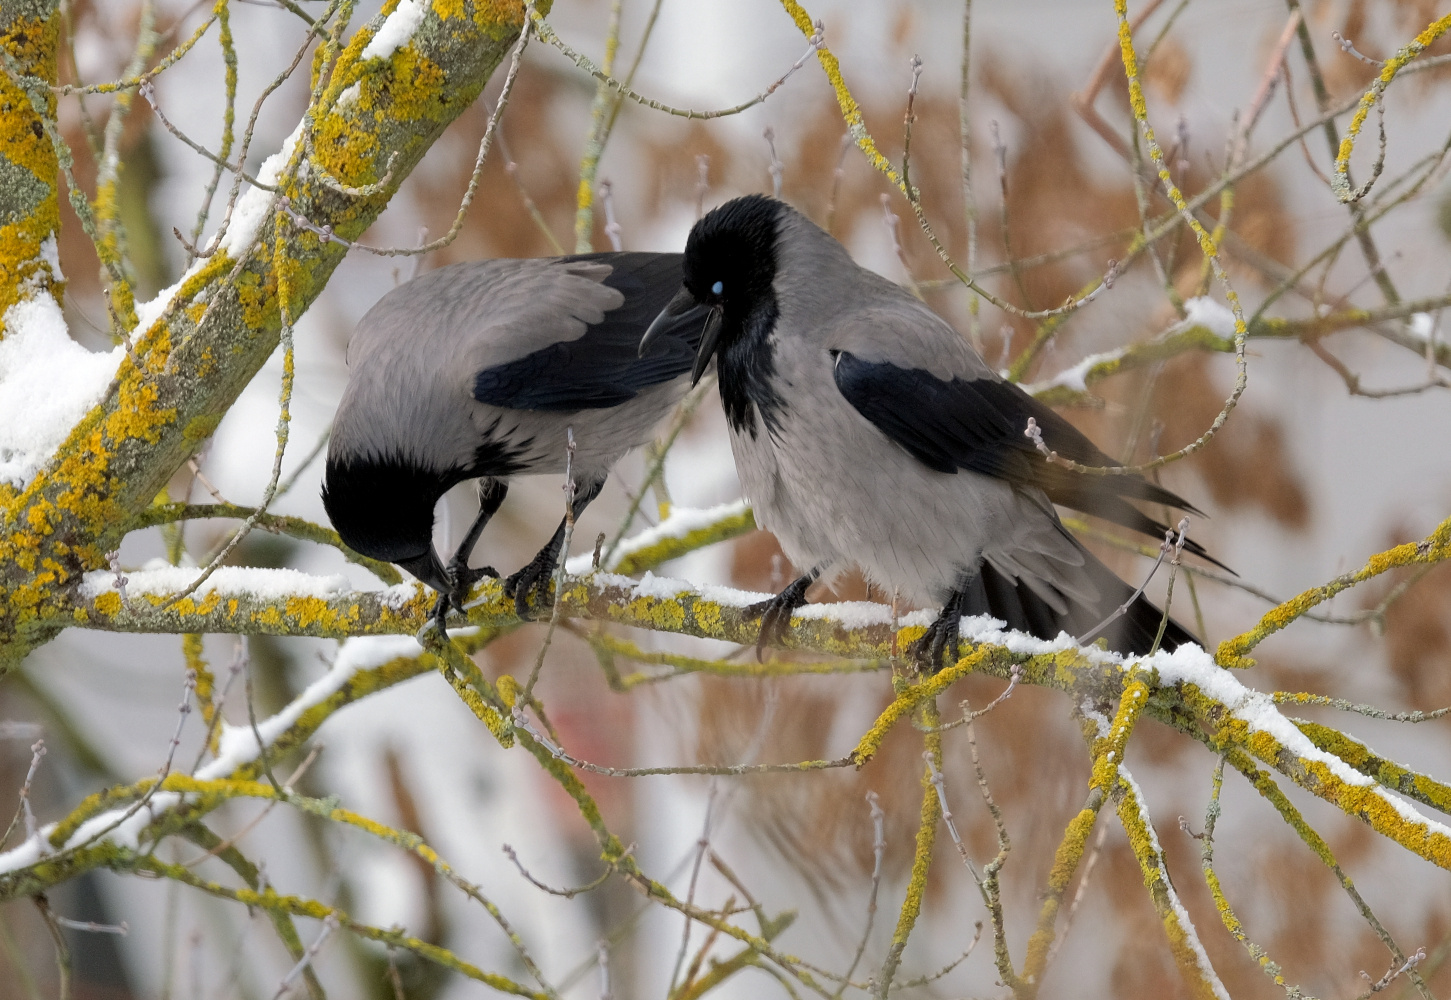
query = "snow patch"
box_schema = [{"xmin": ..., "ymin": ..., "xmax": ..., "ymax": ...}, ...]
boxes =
[
  {"xmin": 1030, "ymin": 349, "xmax": 1120, "ymax": 394},
  {"xmin": 0, "ymin": 294, "xmax": 123, "ymax": 486},
  {"xmin": 38, "ymin": 235, "xmax": 62, "ymax": 279},
  {"xmin": 628, "ymin": 571, "xmax": 696, "ymax": 602},
  {"xmin": 1149, "ymin": 643, "xmax": 1451, "ymax": 843},
  {"xmin": 694, "ymin": 581, "xmax": 772, "ymax": 609},
  {"xmin": 80, "ymin": 563, "xmax": 350, "ymax": 603},
  {"xmin": 132, "ymin": 270, "xmax": 204, "ymax": 337},
  {"xmin": 1028, "ymin": 296, "xmax": 1238, "ymax": 396},
  {"xmin": 1182, "ymin": 296, "xmax": 1238, "ymax": 339},
  {"xmin": 1408, "ymin": 312, "xmax": 1439, "ymax": 345},
  {"xmin": 203, "ymin": 635, "xmax": 420, "ymax": 778},
  {"xmin": 795, "ymin": 600, "xmax": 895, "ymax": 629},
  {"xmin": 219, "ymin": 121, "xmax": 305, "ymax": 259},
  {"xmin": 361, "ymin": 0, "xmax": 427, "ymax": 61},
  {"xmin": 382, "ymin": 580, "xmax": 426, "ymax": 609}
]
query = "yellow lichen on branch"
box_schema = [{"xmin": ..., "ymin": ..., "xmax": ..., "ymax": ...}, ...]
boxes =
[
  {"xmin": 1218, "ymin": 514, "xmax": 1451, "ymax": 668},
  {"xmin": 0, "ymin": 0, "xmax": 63, "ymax": 328},
  {"xmin": 1333, "ymin": 11, "xmax": 1451, "ymax": 202},
  {"xmin": 777, "ymin": 0, "xmax": 906, "ymax": 194},
  {"xmin": 1021, "ymin": 679, "xmax": 1147, "ymax": 983},
  {"xmin": 1116, "ymin": 765, "xmax": 1228, "ymax": 1000}
]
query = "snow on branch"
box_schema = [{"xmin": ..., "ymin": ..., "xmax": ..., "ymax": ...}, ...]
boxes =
[{"xmin": 0, "ymin": 293, "xmax": 124, "ymax": 488}]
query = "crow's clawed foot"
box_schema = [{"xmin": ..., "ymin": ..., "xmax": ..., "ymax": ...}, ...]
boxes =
[
  {"xmin": 504, "ymin": 550, "xmax": 558, "ymax": 620},
  {"xmin": 908, "ymin": 605, "xmax": 962, "ymax": 673},
  {"xmin": 432, "ymin": 564, "xmax": 499, "ymax": 632},
  {"xmin": 743, "ymin": 573, "xmax": 816, "ymax": 661}
]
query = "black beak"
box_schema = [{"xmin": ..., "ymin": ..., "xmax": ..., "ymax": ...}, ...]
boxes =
[
  {"xmin": 639, "ymin": 286, "xmax": 701, "ymax": 357},
  {"xmin": 689, "ymin": 306, "xmax": 723, "ymax": 386}
]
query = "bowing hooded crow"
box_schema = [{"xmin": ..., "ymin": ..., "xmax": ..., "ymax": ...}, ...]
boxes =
[
  {"xmin": 642, "ymin": 194, "xmax": 1221, "ymax": 664},
  {"xmin": 324, "ymin": 252, "xmax": 707, "ymax": 627}
]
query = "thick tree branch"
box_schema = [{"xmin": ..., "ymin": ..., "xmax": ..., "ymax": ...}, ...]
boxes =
[{"xmin": 0, "ymin": 0, "xmax": 547, "ymax": 668}]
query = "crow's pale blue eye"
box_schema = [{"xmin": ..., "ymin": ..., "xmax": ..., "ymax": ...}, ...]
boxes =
[{"xmin": 711, "ymin": 280, "xmax": 724, "ymax": 296}]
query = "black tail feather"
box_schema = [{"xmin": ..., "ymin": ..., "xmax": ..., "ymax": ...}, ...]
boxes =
[
  {"xmin": 960, "ymin": 559, "xmax": 1195, "ymax": 656},
  {"xmin": 1067, "ymin": 495, "xmax": 1234, "ymax": 574}
]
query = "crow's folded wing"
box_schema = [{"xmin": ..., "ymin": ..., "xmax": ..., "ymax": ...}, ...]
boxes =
[
  {"xmin": 472, "ymin": 253, "xmax": 708, "ymax": 411},
  {"xmin": 831, "ymin": 350, "xmax": 1228, "ymax": 567}
]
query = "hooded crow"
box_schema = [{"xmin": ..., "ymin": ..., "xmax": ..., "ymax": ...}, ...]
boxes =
[
  {"xmin": 642, "ymin": 195, "xmax": 1221, "ymax": 664},
  {"xmin": 324, "ymin": 252, "xmax": 707, "ymax": 627}
]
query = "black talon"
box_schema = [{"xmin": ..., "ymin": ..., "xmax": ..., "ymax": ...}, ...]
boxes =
[
  {"xmin": 744, "ymin": 570, "xmax": 819, "ymax": 660},
  {"xmin": 504, "ymin": 549, "xmax": 557, "ymax": 620},
  {"xmin": 431, "ymin": 562, "xmax": 498, "ymax": 632},
  {"xmin": 504, "ymin": 477, "xmax": 607, "ymax": 621},
  {"xmin": 908, "ymin": 589, "xmax": 968, "ymax": 672}
]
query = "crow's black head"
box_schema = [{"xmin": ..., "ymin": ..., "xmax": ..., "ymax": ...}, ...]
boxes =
[
  {"xmin": 673, "ymin": 195, "xmax": 787, "ymax": 436},
  {"xmin": 322, "ymin": 453, "xmax": 456, "ymax": 573},
  {"xmin": 682, "ymin": 194, "xmax": 783, "ymax": 326}
]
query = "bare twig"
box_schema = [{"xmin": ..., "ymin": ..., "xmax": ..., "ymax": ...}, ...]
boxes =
[
  {"xmin": 835, "ymin": 792, "xmax": 885, "ymax": 999},
  {"xmin": 764, "ymin": 126, "xmax": 785, "ymax": 199},
  {"xmin": 532, "ymin": 11, "xmax": 823, "ymax": 122},
  {"xmin": 503, "ymin": 843, "xmax": 622, "ymax": 899},
  {"xmin": 695, "ymin": 154, "xmax": 711, "ymax": 219},
  {"xmin": 598, "ymin": 179, "xmax": 623, "ymax": 251},
  {"xmin": 272, "ymin": 913, "xmax": 338, "ymax": 999}
]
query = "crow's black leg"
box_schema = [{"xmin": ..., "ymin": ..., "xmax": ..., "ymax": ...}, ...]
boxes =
[
  {"xmin": 442, "ymin": 478, "xmax": 507, "ymax": 614},
  {"xmin": 743, "ymin": 568, "xmax": 820, "ymax": 661},
  {"xmin": 504, "ymin": 477, "xmax": 606, "ymax": 620},
  {"xmin": 910, "ymin": 587, "xmax": 970, "ymax": 672}
]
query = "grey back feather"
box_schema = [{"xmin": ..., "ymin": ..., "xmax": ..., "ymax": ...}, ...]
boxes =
[
  {"xmin": 331, "ymin": 257, "xmax": 673, "ymax": 479},
  {"xmin": 770, "ymin": 211, "xmax": 995, "ymax": 380}
]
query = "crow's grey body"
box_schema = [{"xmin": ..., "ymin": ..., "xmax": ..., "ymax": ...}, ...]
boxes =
[
  {"xmin": 324, "ymin": 252, "xmax": 706, "ymax": 622},
  {"xmin": 650, "ymin": 195, "xmax": 1215, "ymax": 659},
  {"xmin": 733, "ymin": 215, "xmax": 1098, "ymax": 609}
]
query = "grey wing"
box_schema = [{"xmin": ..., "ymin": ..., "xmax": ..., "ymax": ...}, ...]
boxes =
[{"xmin": 347, "ymin": 257, "xmax": 628, "ymax": 373}]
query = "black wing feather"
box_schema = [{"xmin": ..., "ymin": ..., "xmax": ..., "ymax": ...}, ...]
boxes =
[
  {"xmin": 472, "ymin": 252, "xmax": 708, "ymax": 412},
  {"xmin": 832, "ymin": 352, "xmax": 1224, "ymax": 563}
]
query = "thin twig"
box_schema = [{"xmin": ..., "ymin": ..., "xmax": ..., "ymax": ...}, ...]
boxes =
[{"xmin": 532, "ymin": 10, "xmax": 823, "ymax": 123}]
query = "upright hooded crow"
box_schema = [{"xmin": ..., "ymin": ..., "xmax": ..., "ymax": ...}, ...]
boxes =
[
  {"xmin": 642, "ymin": 195, "xmax": 1221, "ymax": 664},
  {"xmin": 324, "ymin": 252, "xmax": 707, "ymax": 627}
]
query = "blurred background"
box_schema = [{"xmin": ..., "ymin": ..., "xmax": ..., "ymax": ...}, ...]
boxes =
[{"xmin": 4, "ymin": 0, "xmax": 1451, "ymax": 996}]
